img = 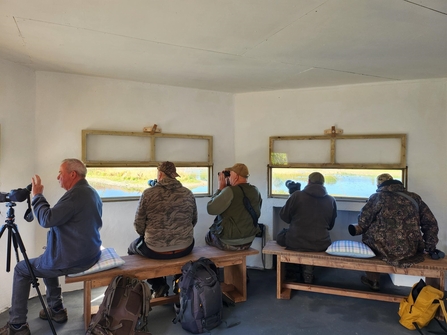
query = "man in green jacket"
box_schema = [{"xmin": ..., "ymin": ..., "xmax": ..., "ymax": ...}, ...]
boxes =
[{"xmin": 206, "ymin": 163, "xmax": 262, "ymax": 251}]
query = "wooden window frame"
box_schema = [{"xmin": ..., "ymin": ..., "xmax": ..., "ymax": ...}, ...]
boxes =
[
  {"xmin": 268, "ymin": 133, "xmax": 407, "ymax": 198},
  {"xmin": 81, "ymin": 129, "xmax": 213, "ymax": 199}
]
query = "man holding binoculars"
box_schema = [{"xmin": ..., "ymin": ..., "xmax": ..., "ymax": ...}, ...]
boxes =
[{"xmin": 206, "ymin": 163, "xmax": 262, "ymax": 251}]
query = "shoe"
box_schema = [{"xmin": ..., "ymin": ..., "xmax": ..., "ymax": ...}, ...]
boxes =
[
  {"xmin": 39, "ymin": 307, "xmax": 68, "ymax": 323},
  {"xmin": 172, "ymin": 277, "xmax": 180, "ymax": 295},
  {"xmin": 151, "ymin": 283, "xmax": 170, "ymax": 298},
  {"xmin": 0, "ymin": 322, "xmax": 30, "ymax": 335},
  {"xmin": 361, "ymin": 276, "xmax": 380, "ymax": 291},
  {"xmin": 302, "ymin": 273, "xmax": 314, "ymax": 284},
  {"xmin": 301, "ymin": 265, "xmax": 314, "ymax": 284}
]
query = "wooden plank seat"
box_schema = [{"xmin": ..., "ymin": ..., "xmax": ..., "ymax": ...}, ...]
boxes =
[
  {"xmin": 65, "ymin": 246, "xmax": 258, "ymax": 330},
  {"xmin": 262, "ymin": 240, "xmax": 447, "ymax": 304}
]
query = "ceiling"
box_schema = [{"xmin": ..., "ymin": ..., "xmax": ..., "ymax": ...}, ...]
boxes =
[{"xmin": 1, "ymin": 0, "xmax": 446, "ymax": 93}]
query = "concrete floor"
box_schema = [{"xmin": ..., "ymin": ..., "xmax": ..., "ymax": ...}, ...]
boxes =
[{"xmin": 0, "ymin": 267, "xmax": 440, "ymax": 335}]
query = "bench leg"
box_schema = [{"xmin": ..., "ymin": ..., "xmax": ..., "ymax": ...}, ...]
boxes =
[
  {"xmin": 84, "ymin": 281, "xmax": 92, "ymax": 331},
  {"xmin": 222, "ymin": 257, "xmax": 247, "ymax": 303},
  {"xmin": 277, "ymin": 258, "xmax": 291, "ymax": 299}
]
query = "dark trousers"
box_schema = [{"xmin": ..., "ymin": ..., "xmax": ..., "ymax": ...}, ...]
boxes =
[
  {"xmin": 128, "ymin": 237, "xmax": 194, "ymax": 289},
  {"xmin": 276, "ymin": 228, "xmax": 314, "ymax": 277}
]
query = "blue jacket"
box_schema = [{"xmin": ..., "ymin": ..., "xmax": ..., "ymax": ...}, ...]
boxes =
[{"xmin": 32, "ymin": 179, "xmax": 102, "ymax": 270}]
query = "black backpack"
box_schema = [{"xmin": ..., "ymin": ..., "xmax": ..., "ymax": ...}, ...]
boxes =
[
  {"xmin": 173, "ymin": 257, "xmax": 223, "ymax": 334},
  {"xmin": 86, "ymin": 275, "xmax": 152, "ymax": 335}
]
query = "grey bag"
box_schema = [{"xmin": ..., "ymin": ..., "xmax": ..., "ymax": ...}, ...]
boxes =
[{"xmin": 173, "ymin": 257, "xmax": 222, "ymax": 334}]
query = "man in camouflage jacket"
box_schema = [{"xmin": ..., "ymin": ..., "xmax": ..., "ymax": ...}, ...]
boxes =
[
  {"xmin": 349, "ymin": 173, "xmax": 439, "ymax": 290},
  {"xmin": 128, "ymin": 161, "xmax": 197, "ymax": 298}
]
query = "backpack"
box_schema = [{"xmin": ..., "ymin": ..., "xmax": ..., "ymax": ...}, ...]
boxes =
[
  {"xmin": 86, "ymin": 275, "xmax": 152, "ymax": 335},
  {"xmin": 173, "ymin": 257, "xmax": 223, "ymax": 334},
  {"xmin": 398, "ymin": 279, "xmax": 447, "ymax": 334}
]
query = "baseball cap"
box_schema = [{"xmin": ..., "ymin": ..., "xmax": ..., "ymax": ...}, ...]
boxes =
[
  {"xmin": 376, "ymin": 173, "xmax": 393, "ymax": 187},
  {"xmin": 226, "ymin": 163, "xmax": 250, "ymax": 178},
  {"xmin": 157, "ymin": 161, "xmax": 180, "ymax": 178}
]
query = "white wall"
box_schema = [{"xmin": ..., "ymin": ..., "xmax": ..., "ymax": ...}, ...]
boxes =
[
  {"xmin": 235, "ymin": 79, "xmax": 447, "ymax": 268},
  {"xmin": 0, "ymin": 59, "xmax": 36, "ymax": 312}
]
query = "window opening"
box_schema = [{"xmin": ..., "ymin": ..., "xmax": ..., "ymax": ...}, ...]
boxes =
[{"xmin": 268, "ymin": 127, "xmax": 407, "ymax": 200}]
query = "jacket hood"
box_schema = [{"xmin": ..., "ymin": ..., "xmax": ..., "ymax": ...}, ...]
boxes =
[
  {"xmin": 377, "ymin": 180, "xmax": 405, "ymax": 193},
  {"xmin": 157, "ymin": 177, "xmax": 183, "ymax": 190},
  {"xmin": 302, "ymin": 183, "xmax": 328, "ymax": 198}
]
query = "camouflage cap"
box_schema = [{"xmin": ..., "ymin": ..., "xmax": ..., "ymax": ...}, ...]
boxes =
[
  {"xmin": 308, "ymin": 172, "xmax": 325, "ymax": 185},
  {"xmin": 226, "ymin": 163, "xmax": 249, "ymax": 178},
  {"xmin": 158, "ymin": 161, "xmax": 180, "ymax": 178},
  {"xmin": 377, "ymin": 173, "xmax": 393, "ymax": 187}
]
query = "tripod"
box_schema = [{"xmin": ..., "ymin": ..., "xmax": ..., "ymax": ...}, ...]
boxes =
[{"xmin": 0, "ymin": 202, "xmax": 57, "ymax": 335}]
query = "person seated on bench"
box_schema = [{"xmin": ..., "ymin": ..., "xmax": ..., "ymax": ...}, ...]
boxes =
[
  {"xmin": 276, "ymin": 172, "xmax": 337, "ymax": 284},
  {"xmin": 0, "ymin": 159, "xmax": 103, "ymax": 335},
  {"xmin": 349, "ymin": 173, "xmax": 441, "ymax": 291},
  {"xmin": 127, "ymin": 161, "xmax": 197, "ymax": 298},
  {"xmin": 206, "ymin": 163, "xmax": 262, "ymax": 251}
]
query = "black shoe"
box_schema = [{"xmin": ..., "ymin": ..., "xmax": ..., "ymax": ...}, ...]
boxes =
[
  {"xmin": 151, "ymin": 283, "xmax": 170, "ymax": 298},
  {"xmin": 302, "ymin": 273, "xmax": 314, "ymax": 284},
  {"xmin": 361, "ymin": 276, "xmax": 380, "ymax": 291},
  {"xmin": 172, "ymin": 276, "xmax": 180, "ymax": 295},
  {"xmin": 301, "ymin": 265, "xmax": 314, "ymax": 284}
]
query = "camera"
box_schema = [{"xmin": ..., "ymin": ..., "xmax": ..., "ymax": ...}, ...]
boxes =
[
  {"xmin": 147, "ymin": 179, "xmax": 157, "ymax": 187},
  {"xmin": 0, "ymin": 184, "xmax": 32, "ymax": 203},
  {"xmin": 0, "ymin": 184, "xmax": 34, "ymax": 222},
  {"xmin": 218, "ymin": 171, "xmax": 230, "ymax": 178},
  {"xmin": 285, "ymin": 180, "xmax": 301, "ymax": 195}
]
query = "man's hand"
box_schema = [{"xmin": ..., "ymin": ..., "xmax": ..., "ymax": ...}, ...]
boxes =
[
  {"xmin": 428, "ymin": 249, "xmax": 445, "ymax": 260},
  {"xmin": 31, "ymin": 174, "xmax": 44, "ymax": 197},
  {"xmin": 218, "ymin": 172, "xmax": 227, "ymax": 191}
]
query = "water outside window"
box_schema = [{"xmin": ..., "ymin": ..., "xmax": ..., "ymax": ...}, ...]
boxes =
[
  {"xmin": 271, "ymin": 168, "xmax": 404, "ymax": 199},
  {"xmin": 87, "ymin": 167, "xmax": 209, "ymax": 199}
]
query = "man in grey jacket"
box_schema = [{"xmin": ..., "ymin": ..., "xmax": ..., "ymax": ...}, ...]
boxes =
[
  {"xmin": 276, "ymin": 172, "xmax": 337, "ymax": 284},
  {"xmin": 128, "ymin": 161, "xmax": 197, "ymax": 298}
]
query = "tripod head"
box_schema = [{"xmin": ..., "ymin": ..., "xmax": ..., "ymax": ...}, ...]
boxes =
[{"xmin": 3, "ymin": 202, "xmax": 16, "ymax": 226}]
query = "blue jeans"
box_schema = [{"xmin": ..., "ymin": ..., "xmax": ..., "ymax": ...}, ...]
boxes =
[{"xmin": 9, "ymin": 256, "xmax": 95, "ymax": 324}]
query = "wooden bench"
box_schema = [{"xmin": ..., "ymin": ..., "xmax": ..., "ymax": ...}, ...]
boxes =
[
  {"xmin": 65, "ymin": 246, "xmax": 258, "ymax": 330},
  {"xmin": 262, "ymin": 240, "xmax": 447, "ymax": 304}
]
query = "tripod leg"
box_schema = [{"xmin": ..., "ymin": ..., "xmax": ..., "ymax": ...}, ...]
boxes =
[
  {"xmin": 7, "ymin": 227, "xmax": 12, "ymax": 272},
  {"xmin": 10, "ymin": 225, "xmax": 57, "ymax": 335},
  {"xmin": 0, "ymin": 225, "xmax": 12, "ymax": 273},
  {"xmin": 11, "ymin": 229, "xmax": 21, "ymax": 264}
]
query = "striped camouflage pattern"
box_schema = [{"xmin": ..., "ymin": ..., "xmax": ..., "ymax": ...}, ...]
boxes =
[
  {"xmin": 357, "ymin": 181, "xmax": 438, "ymax": 268},
  {"xmin": 134, "ymin": 177, "xmax": 197, "ymax": 252}
]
